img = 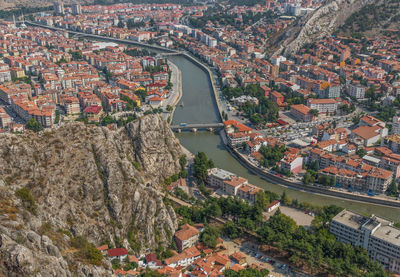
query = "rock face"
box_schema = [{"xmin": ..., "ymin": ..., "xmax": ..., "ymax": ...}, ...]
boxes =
[
  {"xmin": 0, "ymin": 115, "xmax": 183, "ymax": 276},
  {"xmin": 272, "ymin": 0, "xmax": 374, "ymax": 56}
]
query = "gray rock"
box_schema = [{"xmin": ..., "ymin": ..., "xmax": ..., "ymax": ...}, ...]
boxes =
[{"xmin": 0, "ymin": 115, "xmax": 182, "ymax": 275}]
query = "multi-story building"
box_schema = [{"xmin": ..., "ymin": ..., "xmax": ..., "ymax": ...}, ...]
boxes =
[
  {"xmin": 222, "ymin": 176, "xmax": 248, "ymax": 196},
  {"xmin": 236, "ymin": 183, "xmax": 260, "ymax": 203},
  {"xmin": 384, "ymin": 134, "xmax": 400, "ymax": 153},
  {"xmin": 174, "ymin": 224, "xmax": 200, "ymax": 252},
  {"xmin": 290, "ymin": 104, "xmax": 313, "ymax": 122},
  {"xmin": 207, "ymin": 168, "xmax": 235, "ymax": 188},
  {"xmin": 0, "ymin": 107, "xmax": 12, "ymax": 129},
  {"xmin": 330, "ymin": 210, "xmax": 400, "ymax": 274},
  {"xmin": 315, "ymin": 82, "xmax": 340, "ymax": 99},
  {"xmin": 72, "ymin": 3, "xmax": 82, "ymax": 15},
  {"xmin": 348, "ymin": 83, "xmax": 366, "ymax": 99},
  {"xmin": 307, "ymin": 98, "xmax": 338, "ymax": 114},
  {"xmin": 392, "ymin": 116, "xmax": 400, "ymax": 135},
  {"xmin": 365, "ymin": 167, "xmax": 393, "ymax": 193},
  {"xmin": 53, "ymin": 1, "xmax": 65, "ymax": 15},
  {"xmin": 227, "ymin": 132, "xmax": 250, "ymax": 147},
  {"xmin": 280, "ymin": 154, "xmax": 303, "ymax": 174}
]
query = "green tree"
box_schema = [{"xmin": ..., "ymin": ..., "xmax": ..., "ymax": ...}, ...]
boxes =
[
  {"xmin": 54, "ymin": 110, "xmax": 60, "ymax": 124},
  {"xmin": 386, "ymin": 179, "xmax": 398, "ymax": 197},
  {"xmin": 15, "ymin": 187, "xmax": 37, "ymax": 214},
  {"xmin": 194, "ymin": 152, "xmax": 214, "ymax": 183},
  {"xmin": 223, "ymin": 220, "xmax": 242, "ymax": 239},
  {"xmin": 200, "ymin": 226, "xmax": 220, "ymax": 248},
  {"xmin": 310, "ymin": 109, "xmax": 319, "ymax": 117},
  {"xmin": 179, "ymin": 155, "xmax": 187, "ymax": 170},
  {"xmin": 255, "ymin": 191, "xmax": 270, "ymax": 211},
  {"xmin": 26, "ymin": 118, "xmax": 43, "ymax": 132},
  {"xmin": 280, "ymin": 191, "xmax": 290, "ymax": 205},
  {"xmin": 303, "ymin": 171, "xmax": 315, "ymax": 185}
]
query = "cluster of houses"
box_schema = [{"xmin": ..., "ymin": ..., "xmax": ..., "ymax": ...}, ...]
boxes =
[
  {"xmin": 0, "ymin": 23, "xmax": 173, "ymax": 132},
  {"xmin": 97, "ymin": 223, "xmax": 265, "ymax": 277},
  {"xmin": 223, "ymin": 113, "xmax": 400, "ymax": 195}
]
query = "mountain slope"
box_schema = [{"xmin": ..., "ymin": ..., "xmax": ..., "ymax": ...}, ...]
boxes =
[
  {"xmin": 270, "ymin": 0, "xmax": 375, "ymax": 56},
  {"xmin": 338, "ymin": 0, "xmax": 400, "ymax": 37},
  {"xmin": 0, "ymin": 115, "xmax": 183, "ymax": 276}
]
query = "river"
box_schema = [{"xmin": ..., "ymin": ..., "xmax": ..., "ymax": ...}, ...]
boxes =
[{"xmin": 165, "ymin": 55, "xmax": 400, "ymax": 222}]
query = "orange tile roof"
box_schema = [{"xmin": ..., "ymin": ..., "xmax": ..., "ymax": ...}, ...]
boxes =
[{"xmin": 174, "ymin": 224, "xmax": 199, "ymax": 242}]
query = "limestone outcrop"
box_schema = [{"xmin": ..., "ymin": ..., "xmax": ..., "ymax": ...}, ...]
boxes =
[{"xmin": 0, "ymin": 115, "xmax": 183, "ymax": 276}]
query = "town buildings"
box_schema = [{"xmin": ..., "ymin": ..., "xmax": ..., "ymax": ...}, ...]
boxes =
[
  {"xmin": 207, "ymin": 167, "xmax": 261, "ymax": 203},
  {"xmin": 331, "ymin": 210, "xmax": 400, "ymax": 273}
]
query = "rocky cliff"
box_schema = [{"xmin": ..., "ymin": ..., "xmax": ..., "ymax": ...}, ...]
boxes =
[
  {"xmin": 0, "ymin": 115, "xmax": 183, "ymax": 276},
  {"xmin": 271, "ymin": 0, "xmax": 375, "ymax": 56}
]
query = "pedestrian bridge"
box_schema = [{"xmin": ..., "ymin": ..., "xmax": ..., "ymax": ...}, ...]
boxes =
[{"xmin": 170, "ymin": 123, "xmax": 224, "ymax": 132}]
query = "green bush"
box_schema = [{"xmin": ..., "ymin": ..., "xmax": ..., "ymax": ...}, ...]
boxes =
[
  {"xmin": 71, "ymin": 236, "xmax": 103, "ymax": 266},
  {"xmin": 15, "ymin": 187, "xmax": 37, "ymax": 214}
]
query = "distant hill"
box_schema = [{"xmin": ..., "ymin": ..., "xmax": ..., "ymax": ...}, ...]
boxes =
[
  {"xmin": 268, "ymin": 0, "xmax": 376, "ymax": 56},
  {"xmin": 338, "ymin": 0, "xmax": 400, "ymax": 37}
]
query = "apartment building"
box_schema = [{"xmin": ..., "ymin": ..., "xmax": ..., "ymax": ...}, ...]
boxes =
[
  {"xmin": 174, "ymin": 224, "xmax": 200, "ymax": 253},
  {"xmin": 222, "ymin": 176, "xmax": 248, "ymax": 196},
  {"xmin": 348, "ymin": 83, "xmax": 366, "ymax": 99},
  {"xmin": 392, "ymin": 116, "xmax": 400, "ymax": 135},
  {"xmin": 227, "ymin": 132, "xmax": 250, "ymax": 147},
  {"xmin": 207, "ymin": 168, "xmax": 235, "ymax": 188},
  {"xmin": 207, "ymin": 168, "xmax": 260, "ymax": 203},
  {"xmin": 331, "ymin": 210, "xmax": 400, "ymax": 273},
  {"xmin": 280, "ymin": 154, "xmax": 303, "ymax": 174},
  {"xmin": 290, "ymin": 104, "xmax": 313, "ymax": 122},
  {"xmin": 307, "ymin": 98, "xmax": 337, "ymax": 114}
]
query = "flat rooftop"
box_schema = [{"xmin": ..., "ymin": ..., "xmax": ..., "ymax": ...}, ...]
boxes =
[
  {"xmin": 332, "ymin": 210, "xmax": 369, "ymax": 230},
  {"xmin": 372, "ymin": 225, "xmax": 400, "ymax": 247},
  {"xmin": 208, "ymin": 168, "xmax": 235, "ymax": 180},
  {"xmin": 333, "ymin": 210, "xmax": 400, "ymax": 247}
]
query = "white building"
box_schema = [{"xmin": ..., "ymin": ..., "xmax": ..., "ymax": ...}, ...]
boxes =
[
  {"xmin": 307, "ymin": 99, "xmax": 338, "ymax": 114},
  {"xmin": 53, "ymin": 1, "xmax": 65, "ymax": 15},
  {"xmin": 348, "ymin": 83, "xmax": 366, "ymax": 99},
  {"xmin": 392, "ymin": 116, "xmax": 400, "ymax": 135},
  {"xmin": 331, "ymin": 210, "xmax": 400, "ymax": 274},
  {"xmin": 71, "ymin": 3, "xmax": 82, "ymax": 15},
  {"xmin": 207, "ymin": 168, "xmax": 235, "ymax": 188}
]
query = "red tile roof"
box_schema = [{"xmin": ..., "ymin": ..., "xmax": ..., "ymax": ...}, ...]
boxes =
[{"xmin": 107, "ymin": 248, "xmax": 128, "ymax": 257}]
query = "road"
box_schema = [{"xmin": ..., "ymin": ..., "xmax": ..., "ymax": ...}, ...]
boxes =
[
  {"xmin": 26, "ymin": 21, "xmax": 177, "ymax": 53},
  {"xmin": 160, "ymin": 60, "xmax": 182, "ymax": 122}
]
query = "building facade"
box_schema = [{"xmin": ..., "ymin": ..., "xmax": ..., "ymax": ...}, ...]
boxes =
[{"xmin": 331, "ymin": 210, "xmax": 400, "ymax": 274}]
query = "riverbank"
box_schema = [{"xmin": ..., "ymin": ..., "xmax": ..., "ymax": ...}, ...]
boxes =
[
  {"xmin": 27, "ymin": 21, "xmax": 400, "ymax": 220},
  {"xmin": 222, "ymin": 132, "xmax": 400, "ymax": 209},
  {"xmin": 162, "ymin": 60, "xmax": 182, "ymax": 123},
  {"xmin": 178, "ymin": 52, "xmax": 223, "ymax": 122}
]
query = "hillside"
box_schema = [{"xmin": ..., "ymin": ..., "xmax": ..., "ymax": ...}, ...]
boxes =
[
  {"xmin": 269, "ymin": 0, "xmax": 375, "ymax": 56},
  {"xmin": 338, "ymin": 0, "xmax": 400, "ymax": 37},
  {"xmin": 0, "ymin": 115, "xmax": 183, "ymax": 276}
]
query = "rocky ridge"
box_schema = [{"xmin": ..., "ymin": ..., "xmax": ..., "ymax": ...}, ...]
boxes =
[
  {"xmin": 0, "ymin": 114, "xmax": 183, "ymax": 276},
  {"xmin": 271, "ymin": 0, "xmax": 375, "ymax": 56}
]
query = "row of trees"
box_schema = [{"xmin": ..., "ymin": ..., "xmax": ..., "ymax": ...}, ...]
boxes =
[{"xmin": 257, "ymin": 209, "xmax": 387, "ymax": 276}]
